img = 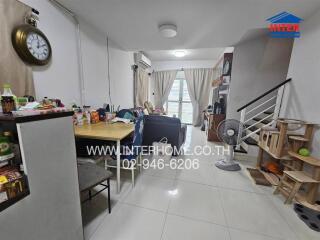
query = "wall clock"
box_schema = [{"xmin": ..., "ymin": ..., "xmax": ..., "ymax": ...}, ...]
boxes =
[{"xmin": 12, "ymin": 24, "xmax": 52, "ymax": 66}]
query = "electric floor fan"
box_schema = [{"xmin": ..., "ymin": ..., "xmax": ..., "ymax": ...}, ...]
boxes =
[{"xmin": 215, "ymin": 119, "xmax": 244, "ymax": 171}]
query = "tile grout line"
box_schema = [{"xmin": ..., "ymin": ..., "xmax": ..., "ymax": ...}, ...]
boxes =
[
  {"xmin": 264, "ymin": 194, "xmax": 304, "ymax": 240},
  {"xmin": 227, "ymin": 225, "xmax": 288, "ymax": 240},
  {"xmin": 86, "ymin": 200, "xmax": 122, "ymax": 240},
  {"xmin": 217, "ymin": 187, "xmax": 232, "ymax": 240},
  {"xmin": 159, "ymin": 177, "xmax": 177, "ymax": 240}
]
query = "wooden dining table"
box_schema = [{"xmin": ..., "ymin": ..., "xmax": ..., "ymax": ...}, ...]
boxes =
[{"xmin": 74, "ymin": 122, "xmax": 134, "ymax": 193}]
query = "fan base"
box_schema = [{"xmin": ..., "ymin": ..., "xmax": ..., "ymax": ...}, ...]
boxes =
[{"xmin": 215, "ymin": 160, "xmax": 241, "ymax": 171}]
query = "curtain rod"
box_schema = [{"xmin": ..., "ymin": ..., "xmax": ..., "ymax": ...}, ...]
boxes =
[{"xmin": 152, "ymin": 68, "xmax": 184, "ymax": 73}]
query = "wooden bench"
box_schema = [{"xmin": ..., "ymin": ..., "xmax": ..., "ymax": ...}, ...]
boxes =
[{"xmin": 77, "ymin": 162, "xmax": 113, "ymax": 213}]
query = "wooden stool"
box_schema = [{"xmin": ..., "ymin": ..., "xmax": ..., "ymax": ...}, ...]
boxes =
[{"xmin": 274, "ymin": 171, "xmax": 319, "ymax": 204}]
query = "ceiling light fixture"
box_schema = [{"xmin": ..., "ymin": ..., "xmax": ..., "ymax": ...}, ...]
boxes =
[
  {"xmin": 174, "ymin": 50, "xmax": 186, "ymax": 58},
  {"xmin": 159, "ymin": 24, "xmax": 177, "ymax": 38}
]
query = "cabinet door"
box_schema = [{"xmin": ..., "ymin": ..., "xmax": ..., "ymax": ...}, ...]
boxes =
[{"xmin": 0, "ymin": 117, "xmax": 83, "ymax": 240}]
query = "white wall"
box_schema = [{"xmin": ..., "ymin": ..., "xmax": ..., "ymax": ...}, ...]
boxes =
[
  {"xmin": 19, "ymin": 0, "xmax": 134, "ymax": 109},
  {"xmin": 281, "ymin": 9, "xmax": 320, "ymax": 156},
  {"xmin": 109, "ymin": 45, "xmax": 134, "ymax": 109},
  {"xmin": 20, "ymin": 0, "xmax": 81, "ymax": 105},
  {"xmin": 227, "ymin": 34, "xmax": 293, "ymax": 119},
  {"xmin": 80, "ymin": 21, "xmax": 134, "ymax": 109}
]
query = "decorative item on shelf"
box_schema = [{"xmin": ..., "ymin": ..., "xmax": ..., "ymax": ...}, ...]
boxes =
[
  {"xmin": 262, "ymin": 162, "xmax": 282, "ymax": 175},
  {"xmin": 1, "ymin": 84, "xmax": 17, "ymax": 114},
  {"xmin": 17, "ymin": 97, "xmax": 29, "ymax": 107},
  {"xmin": 298, "ymin": 147, "xmax": 310, "ymax": 156},
  {"xmin": 12, "ymin": 11, "xmax": 52, "ymax": 66},
  {"xmin": 212, "ymin": 78, "xmax": 222, "ymax": 88},
  {"xmin": 222, "ymin": 53, "xmax": 233, "ymax": 77}
]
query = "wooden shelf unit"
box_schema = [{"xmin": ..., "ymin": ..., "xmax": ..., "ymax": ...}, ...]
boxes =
[{"xmin": 204, "ymin": 112, "xmax": 225, "ymax": 142}]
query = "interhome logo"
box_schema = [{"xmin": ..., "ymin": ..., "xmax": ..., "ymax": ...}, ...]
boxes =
[{"xmin": 267, "ymin": 12, "xmax": 302, "ymax": 38}]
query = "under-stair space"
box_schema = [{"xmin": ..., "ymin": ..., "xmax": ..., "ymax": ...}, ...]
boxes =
[{"xmin": 234, "ymin": 79, "xmax": 292, "ymax": 160}]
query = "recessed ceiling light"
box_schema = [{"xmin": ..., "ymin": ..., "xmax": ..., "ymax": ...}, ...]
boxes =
[
  {"xmin": 174, "ymin": 50, "xmax": 186, "ymax": 58},
  {"xmin": 159, "ymin": 24, "xmax": 177, "ymax": 38}
]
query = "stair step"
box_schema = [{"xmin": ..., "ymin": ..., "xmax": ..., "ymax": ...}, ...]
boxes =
[
  {"xmin": 244, "ymin": 137, "xmax": 258, "ymax": 146},
  {"xmin": 253, "ymin": 117, "xmax": 272, "ymax": 125},
  {"xmin": 234, "ymin": 146, "xmax": 247, "ymax": 154},
  {"xmin": 264, "ymin": 111, "xmax": 274, "ymax": 115},
  {"xmin": 245, "ymin": 124, "xmax": 259, "ymax": 133}
]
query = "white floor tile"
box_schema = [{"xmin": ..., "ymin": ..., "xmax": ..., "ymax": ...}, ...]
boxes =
[
  {"xmin": 122, "ymin": 174, "xmax": 175, "ymax": 211},
  {"xmin": 162, "ymin": 214, "xmax": 230, "ymax": 240},
  {"xmin": 229, "ymin": 228, "xmax": 278, "ymax": 240},
  {"xmin": 82, "ymin": 180, "xmax": 132, "ymax": 239},
  {"xmin": 215, "ymin": 165, "xmax": 265, "ymax": 194},
  {"xmin": 268, "ymin": 194, "xmax": 320, "ymax": 240},
  {"xmin": 141, "ymin": 154, "xmax": 178, "ymax": 179},
  {"xmin": 90, "ymin": 203, "xmax": 165, "ymax": 240},
  {"xmin": 220, "ymin": 189, "xmax": 298, "ymax": 240},
  {"xmin": 168, "ymin": 180, "xmax": 226, "ymax": 225},
  {"xmin": 175, "ymin": 160, "xmax": 218, "ymax": 186},
  {"xmin": 83, "ymin": 126, "xmax": 310, "ymax": 240}
]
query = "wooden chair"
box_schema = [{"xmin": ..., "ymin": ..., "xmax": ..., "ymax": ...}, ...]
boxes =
[{"xmin": 274, "ymin": 171, "xmax": 319, "ymax": 204}]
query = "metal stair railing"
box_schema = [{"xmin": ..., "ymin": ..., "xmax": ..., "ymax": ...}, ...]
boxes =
[{"xmin": 236, "ymin": 79, "xmax": 292, "ymax": 150}]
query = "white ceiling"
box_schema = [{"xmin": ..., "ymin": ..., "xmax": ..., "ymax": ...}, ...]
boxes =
[
  {"xmin": 144, "ymin": 48, "xmax": 224, "ymax": 61},
  {"xmin": 56, "ymin": 0, "xmax": 320, "ymax": 51}
]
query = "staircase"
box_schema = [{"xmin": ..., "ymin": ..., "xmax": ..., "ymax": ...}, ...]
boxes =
[{"xmin": 235, "ymin": 79, "xmax": 292, "ymax": 159}]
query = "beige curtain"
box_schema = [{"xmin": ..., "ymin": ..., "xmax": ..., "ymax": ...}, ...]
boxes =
[
  {"xmin": 153, "ymin": 70, "xmax": 177, "ymax": 108},
  {"xmin": 184, "ymin": 68, "xmax": 214, "ymax": 126},
  {"xmin": 134, "ymin": 68, "xmax": 149, "ymax": 107},
  {"xmin": 0, "ymin": 0, "xmax": 35, "ymax": 96}
]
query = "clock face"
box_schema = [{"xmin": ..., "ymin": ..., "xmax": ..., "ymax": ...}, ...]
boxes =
[
  {"xmin": 12, "ymin": 24, "xmax": 52, "ymax": 66},
  {"xmin": 26, "ymin": 32, "xmax": 50, "ymax": 61}
]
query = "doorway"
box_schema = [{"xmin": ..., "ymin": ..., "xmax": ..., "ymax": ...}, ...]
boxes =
[{"xmin": 164, "ymin": 71, "xmax": 192, "ymax": 124}]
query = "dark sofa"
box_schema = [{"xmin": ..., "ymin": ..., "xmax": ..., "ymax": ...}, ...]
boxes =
[{"xmin": 142, "ymin": 115, "xmax": 187, "ymax": 155}]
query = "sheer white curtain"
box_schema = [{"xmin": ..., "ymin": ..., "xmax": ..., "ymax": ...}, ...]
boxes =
[
  {"xmin": 184, "ymin": 68, "xmax": 214, "ymax": 126},
  {"xmin": 134, "ymin": 68, "xmax": 149, "ymax": 107},
  {"xmin": 153, "ymin": 70, "xmax": 177, "ymax": 108}
]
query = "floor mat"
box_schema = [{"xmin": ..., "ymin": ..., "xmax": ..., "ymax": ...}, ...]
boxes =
[
  {"xmin": 247, "ymin": 168, "xmax": 272, "ymax": 186},
  {"xmin": 294, "ymin": 202, "xmax": 320, "ymax": 232}
]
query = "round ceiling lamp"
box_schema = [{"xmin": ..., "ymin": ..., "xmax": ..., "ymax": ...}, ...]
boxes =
[
  {"xmin": 174, "ymin": 50, "xmax": 186, "ymax": 58},
  {"xmin": 159, "ymin": 24, "xmax": 177, "ymax": 38}
]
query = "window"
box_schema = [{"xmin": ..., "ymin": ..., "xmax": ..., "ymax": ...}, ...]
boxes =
[{"xmin": 164, "ymin": 71, "xmax": 193, "ymax": 124}]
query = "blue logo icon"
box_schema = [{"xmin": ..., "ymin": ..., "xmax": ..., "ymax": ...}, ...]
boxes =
[{"xmin": 267, "ymin": 12, "xmax": 303, "ymax": 38}]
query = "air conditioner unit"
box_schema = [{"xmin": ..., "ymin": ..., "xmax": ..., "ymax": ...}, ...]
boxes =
[{"xmin": 135, "ymin": 52, "xmax": 151, "ymax": 69}]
